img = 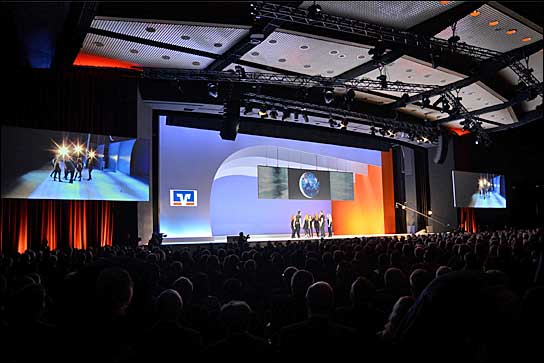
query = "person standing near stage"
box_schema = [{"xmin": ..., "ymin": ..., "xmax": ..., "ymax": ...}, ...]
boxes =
[
  {"xmin": 313, "ymin": 213, "xmax": 320, "ymax": 238},
  {"xmin": 319, "ymin": 211, "xmax": 325, "ymax": 238},
  {"xmin": 295, "ymin": 210, "xmax": 302, "ymax": 238},
  {"xmin": 327, "ymin": 214, "xmax": 333, "ymax": 237},
  {"xmin": 87, "ymin": 155, "xmax": 95, "ymax": 181},
  {"xmin": 290, "ymin": 215, "xmax": 296, "ymax": 238},
  {"xmin": 65, "ymin": 158, "xmax": 76, "ymax": 184}
]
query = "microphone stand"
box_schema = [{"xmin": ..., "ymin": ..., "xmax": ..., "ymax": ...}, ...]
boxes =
[{"xmin": 395, "ymin": 202, "xmax": 450, "ymax": 229}]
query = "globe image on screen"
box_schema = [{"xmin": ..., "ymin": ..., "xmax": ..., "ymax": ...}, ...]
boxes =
[{"xmin": 299, "ymin": 172, "xmax": 320, "ymax": 199}]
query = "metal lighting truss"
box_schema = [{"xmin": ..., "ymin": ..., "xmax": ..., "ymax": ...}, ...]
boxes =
[
  {"xmin": 250, "ymin": 2, "xmax": 542, "ymax": 94},
  {"xmin": 243, "ymin": 92, "xmax": 440, "ymax": 141},
  {"xmin": 143, "ymin": 68, "xmax": 437, "ymax": 93}
]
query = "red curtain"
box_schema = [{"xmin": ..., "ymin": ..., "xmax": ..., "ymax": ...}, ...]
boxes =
[
  {"xmin": 459, "ymin": 207, "xmax": 477, "ymax": 233},
  {"xmin": 1, "ymin": 199, "xmax": 114, "ymax": 253}
]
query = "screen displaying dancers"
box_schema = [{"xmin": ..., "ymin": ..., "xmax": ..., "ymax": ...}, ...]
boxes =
[
  {"xmin": 452, "ymin": 170, "xmax": 506, "ymax": 208},
  {"xmin": 1, "ymin": 126, "xmax": 150, "ymax": 201}
]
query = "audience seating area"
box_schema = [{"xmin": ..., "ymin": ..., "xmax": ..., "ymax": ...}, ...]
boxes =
[{"xmin": 1, "ymin": 228, "xmax": 543, "ymax": 363}]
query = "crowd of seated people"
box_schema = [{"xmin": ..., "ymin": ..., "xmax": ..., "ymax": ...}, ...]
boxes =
[{"xmin": 0, "ymin": 227, "xmax": 543, "ymax": 363}]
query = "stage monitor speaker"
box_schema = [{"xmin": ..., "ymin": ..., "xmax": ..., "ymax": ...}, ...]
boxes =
[
  {"xmin": 220, "ymin": 83, "xmax": 241, "ymax": 141},
  {"xmin": 433, "ymin": 133, "xmax": 450, "ymax": 164}
]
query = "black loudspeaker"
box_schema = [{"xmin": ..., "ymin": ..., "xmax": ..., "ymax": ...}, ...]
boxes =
[
  {"xmin": 433, "ymin": 132, "xmax": 450, "ymax": 164},
  {"xmin": 220, "ymin": 83, "xmax": 241, "ymax": 141}
]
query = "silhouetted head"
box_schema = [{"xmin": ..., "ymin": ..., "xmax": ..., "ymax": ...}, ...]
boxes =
[
  {"xmin": 291, "ymin": 269, "xmax": 314, "ymax": 298},
  {"xmin": 156, "ymin": 289, "xmax": 183, "ymax": 322},
  {"xmin": 384, "ymin": 267, "xmax": 408, "ymax": 290},
  {"xmin": 172, "ymin": 276, "xmax": 193, "ymax": 305},
  {"xmin": 95, "ymin": 267, "xmax": 133, "ymax": 316},
  {"xmin": 222, "ymin": 278, "xmax": 243, "ymax": 303},
  {"xmin": 306, "ymin": 281, "xmax": 334, "ymax": 316},
  {"xmin": 410, "ymin": 269, "xmax": 432, "ymax": 298},
  {"xmin": 383, "ymin": 295, "xmax": 415, "ymax": 338},
  {"xmin": 283, "ymin": 266, "xmax": 297, "ymax": 287},
  {"xmin": 8, "ymin": 283, "xmax": 46, "ymax": 324},
  {"xmin": 435, "ymin": 265, "xmax": 452, "ymax": 278},
  {"xmin": 192, "ymin": 272, "xmax": 210, "ymax": 299},
  {"xmin": 221, "ymin": 300, "xmax": 252, "ymax": 334},
  {"xmin": 350, "ymin": 276, "xmax": 376, "ymax": 307}
]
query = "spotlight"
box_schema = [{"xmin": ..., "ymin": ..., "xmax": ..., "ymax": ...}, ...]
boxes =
[
  {"xmin": 399, "ymin": 93, "xmax": 410, "ymax": 107},
  {"xmin": 324, "ymin": 89, "xmax": 334, "ymax": 104},
  {"xmin": 207, "ymin": 82, "xmax": 218, "ymax": 98},
  {"xmin": 58, "ymin": 144, "xmax": 70, "ymax": 159},
  {"xmin": 243, "ymin": 103, "xmax": 253, "ymax": 115},
  {"xmin": 421, "ymin": 96, "xmax": 431, "ymax": 108},
  {"xmin": 441, "ymin": 99, "xmax": 451, "ymax": 112},
  {"xmin": 234, "ymin": 65, "xmax": 246, "ymax": 78},
  {"xmin": 345, "ymin": 89, "xmax": 356, "ymax": 104},
  {"xmin": 370, "ymin": 126, "xmax": 377, "ymax": 136},
  {"xmin": 328, "ymin": 116, "xmax": 337, "ymax": 128},
  {"xmin": 427, "ymin": 210, "xmax": 433, "ymax": 216},
  {"xmin": 368, "ymin": 41, "xmax": 385, "ymax": 61},
  {"xmin": 447, "ymin": 35, "xmax": 460, "ymax": 45},
  {"xmin": 73, "ymin": 143, "xmax": 84, "ymax": 155},
  {"xmin": 269, "ymin": 108, "xmax": 278, "ymax": 119},
  {"xmin": 258, "ymin": 105, "xmax": 268, "ymax": 118},
  {"xmin": 282, "ymin": 109, "xmax": 291, "ymax": 121},
  {"xmin": 88, "ymin": 149, "xmax": 96, "ymax": 160},
  {"xmin": 340, "ymin": 119, "xmax": 348, "ymax": 130},
  {"xmin": 308, "ymin": 2, "xmax": 323, "ymax": 18},
  {"xmin": 377, "ymin": 74, "xmax": 387, "ymax": 89}
]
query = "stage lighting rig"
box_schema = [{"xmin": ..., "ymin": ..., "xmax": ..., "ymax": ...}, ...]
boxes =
[
  {"xmin": 307, "ymin": 1, "xmax": 323, "ymax": 18},
  {"xmin": 208, "ymin": 82, "xmax": 219, "ymax": 98},
  {"xmin": 421, "ymin": 96, "xmax": 431, "ymax": 109},
  {"xmin": 324, "ymin": 89, "xmax": 334, "ymax": 104},
  {"xmin": 234, "ymin": 65, "xmax": 247, "ymax": 78},
  {"xmin": 377, "ymin": 74, "xmax": 387, "ymax": 89}
]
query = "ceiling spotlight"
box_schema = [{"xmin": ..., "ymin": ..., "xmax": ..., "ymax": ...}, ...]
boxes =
[
  {"xmin": 258, "ymin": 105, "xmax": 268, "ymax": 118},
  {"xmin": 282, "ymin": 109, "xmax": 291, "ymax": 121},
  {"xmin": 448, "ymin": 35, "xmax": 461, "ymax": 45},
  {"xmin": 441, "ymin": 99, "xmax": 451, "ymax": 112},
  {"xmin": 243, "ymin": 104, "xmax": 253, "ymax": 115},
  {"xmin": 269, "ymin": 108, "xmax": 278, "ymax": 119},
  {"xmin": 427, "ymin": 210, "xmax": 433, "ymax": 216},
  {"xmin": 308, "ymin": 2, "xmax": 323, "ymax": 18},
  {"xmin": 488, "ymin": 20, "xmax": 499, "ymax": 27},
  {"xmin": 368, "ymin": 40, "xmax": 386, "ymax": 61},
  {"xmin": 324, "ymin": 89, "xmax": 334, "ymax": 104},
  {"xmin": 377, "ymin": 74, "xmax": 387, "ymax": 89},
  {"xmin": 421, "ymin": 96, "xmax": 431, "ymax": 108},
  {"xmin": 470, "ymin": 10, "xmax": 481, "ymax": 17},
  {"xmin": 234, "ymin": 65, "xmax": 247, "ymax": 78},
  {"xmin": 207, "ymin": 82, "xmax": 218, "ymax": 98},
  {"xmin": 506, "ymin": 29, "xmax": 517, "ymax": 35},
  {"xmin": 339, "ymin": 119, "xmax": 348, "ymax": 130}
]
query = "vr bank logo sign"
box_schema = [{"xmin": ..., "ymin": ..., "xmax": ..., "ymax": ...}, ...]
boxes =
[{"xmin": 170, "ymin": 190, "xmax": 197, "ymax": 207}]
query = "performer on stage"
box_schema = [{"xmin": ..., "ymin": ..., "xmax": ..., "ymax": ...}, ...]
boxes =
[
  {"xmin": 52, "ymin": 158, "xmax": 62, "ymax": 182},
  {"xmin": 327, "ymin": 213, "xmax": 333, "ymax": 237},
  {"xmin": 303, "ymin": 215, "xmax": 310, "ymax": 237},
  {"xmin": 75, "ymin": 158, "xmax": 83, "ymax": 181},
  {"xmin": 313, "ymin": 213, "xmax": 320, "ymax": 237},
  {"xmin": 295, "ymin": 210, "xmax": 302, "ymax": 238},
  {"xmin": 319, "ymin": 211, "xmax": 325, "ymax": 237},
  {"xmin": 290, "ymin": 215, "xmax": 296, "ymax": 238}
]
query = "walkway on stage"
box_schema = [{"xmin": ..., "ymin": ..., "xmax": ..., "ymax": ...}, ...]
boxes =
[{"xmin": 162, "ymin": 233, "xmax": 415, "ymax": 246}]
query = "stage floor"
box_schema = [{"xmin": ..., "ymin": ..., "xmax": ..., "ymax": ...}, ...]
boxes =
[
  {"xmin": 162, "ymin": 232, "xmax": 413, "ymax": 245},
  {"xmin": 4, "ymin": 165, "xmax": 149, "ymax": 201}
]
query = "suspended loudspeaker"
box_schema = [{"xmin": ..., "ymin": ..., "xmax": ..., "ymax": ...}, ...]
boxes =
[
  {"xmin": 433, "ymin": 133, "xmax": 450, "ymax": 164},
  {"xmin": 220, "ymin": 84, "xmax": 240, "ymax": 141}
]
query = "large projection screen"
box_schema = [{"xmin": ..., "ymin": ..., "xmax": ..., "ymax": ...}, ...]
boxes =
[
  {"xmin": 452, "ymin": 170, "xmax": 506, "ymax": 208},
  {"xmin": 1, "ymin": 126, "xmax": 150, "ymax": 201}
]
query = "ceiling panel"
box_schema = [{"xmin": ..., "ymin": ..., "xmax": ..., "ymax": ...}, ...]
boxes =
[
  {"xmin": 91, "ymin": 17, "xmax": 250, "ymax": 55},
  {"xmin": 300, "ymin": 1, "xmax": 463, "ymax": 30},
  {"xmin": 81, "ymin": 33, "xmax": 214, "ymax": 69},
  {"xmin": 435, "ymin": 4, "xmax": 542, "ymax": 52},
  {"xmin": 239, "ymin": 30, "xmax": 372, "ymax": 77}
]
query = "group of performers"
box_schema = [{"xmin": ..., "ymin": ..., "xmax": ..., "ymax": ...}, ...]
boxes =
[
  {"xmin": 477, "ymin": 175, "xmax": 494, "ymax": 199},
  {"xmin": 290, "ymin": 210, "xmax": 332, "ymax": 239},
  {"xmin": 49, "ymin": 141, "xmax": 96, "ymax": 184}
]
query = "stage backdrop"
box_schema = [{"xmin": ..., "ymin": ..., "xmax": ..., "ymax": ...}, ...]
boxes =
[{"xmin": 159, "ymin": 117, "xmax": 395, "ymax": 242}]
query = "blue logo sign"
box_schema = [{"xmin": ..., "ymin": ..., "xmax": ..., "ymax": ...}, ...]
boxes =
[{"xmin": 170, "ymin": 190, "xmax": 197, "ymax": 207}]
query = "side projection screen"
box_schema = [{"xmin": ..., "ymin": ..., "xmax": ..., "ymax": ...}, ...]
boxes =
[
  {"xmin": 452, "ymin": 170, "xmax": 506, "ymax": 208},
  {"xmin": 258, "ymin": 166, "xmax": 354, "ymax": 201},
  {"xmin": 1, "ymin": 126, "xmax": 150, "ymax": 201}
]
